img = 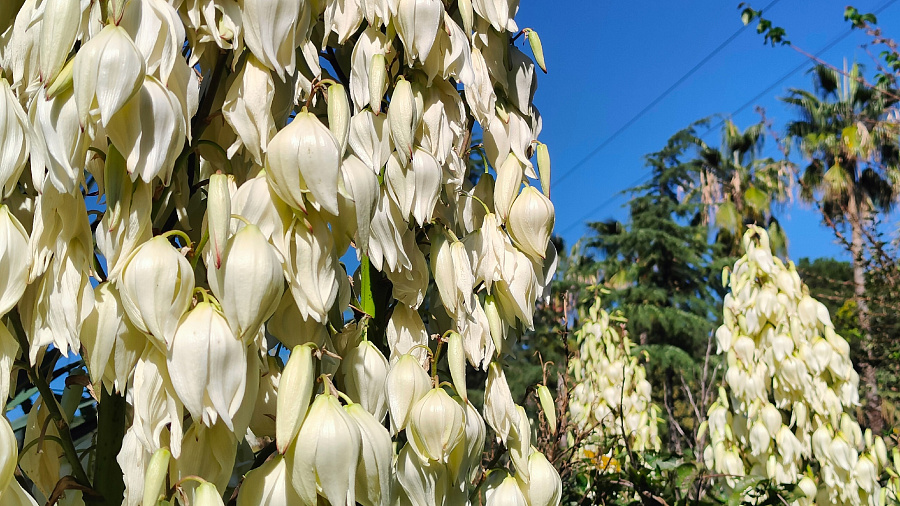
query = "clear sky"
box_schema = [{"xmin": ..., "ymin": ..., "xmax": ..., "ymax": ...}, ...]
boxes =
[{"xmin": 515, "ymin": 0, "xmax": 900, "ymax": 262}]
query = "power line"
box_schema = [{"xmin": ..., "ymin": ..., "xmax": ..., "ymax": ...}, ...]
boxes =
[
  {"xmin": 559, "ymin": 0, "xmax": 900, "ymax": 235},
  {"xmin": 551, "ymin": 0, "xmax": 784, "ymax": 189}
]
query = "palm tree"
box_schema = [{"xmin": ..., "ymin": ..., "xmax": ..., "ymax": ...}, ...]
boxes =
[
  {"xmin": 690, "ymin": 118, "xmax": 792, "ymax": 258},
  {"xmin": 783, "ymin": 62, "xmax": 900, "ymax": 433}
]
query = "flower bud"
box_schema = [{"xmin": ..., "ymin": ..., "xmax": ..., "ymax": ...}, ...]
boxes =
[
  {"xmin": 193, "ymin": 481, "xmax": 225, "ymax": 506},
  {"xmin": 388, "ymin": 78, "xmax": 417, "ymax": 166},
  {"xmin": 276, "ymin": 344, "xmax": 315, "ymax": 453},
  {"xmin": 209, "ymin": 224, "xmax": 284, "ymax": 341},
  {"xmin": 526, "ymin": 29, "xmax": 547, "ymax": 73},
  {"xmin": 266, "ymin": 109, "xmax": 341, "ymax": 215},
  {"xmin": 342, "ymin": 340, "xmax": 390, "ymax": 421},
  {"xmin": 536, "ymin": 385, "xmax": 557, "ymax": 434},
  {"xmin": 369, "ymin": 54, "xmax": 388, "ymax": 114},
  {"xmin": 495, "ymin": 153, "xmax": 523, "ymax": 221},
  {"xmin": 447, "ymin": 331, "xmax": 467, "ymax": 402},
  {"xmin": 73, "ymin": 24, "xmax": 145, "ymax": 126},
  {"xmin": 507, "ymin": 185, "xmax": 554, "ymax": 261},
  {"xmin": 386, "ymin": 353, "xmax": 432, "ymax": 433},
  {"xmin": 287, "ymin": 393, "xmax": 361, "ymax": 506},
  {"xmin": 408, "ymin": 387, "xmax": 466, "ymax": 463},
  {"xmin": 346, "ymin": 403, "xmax": 392, "ymax": 506},
  {"xmin": 168, "ymin": 301, "xmax": 247, "ymax": 430},
  {"xmin": 119, "ymin": 236, "xmax": 195, "ymax": 348},
  {"xmin": 142, "ymin": 448, "xmax": 171, "ymax": 506},
  {"xmin": 206, "ymin": 173, "xmax": 232, "ymax": 269},
  {"xmin": 328, "ymin": 83, "xmax": 351, "ymax": 156},
  {"xmin": 536, "ymin": 142, "xmax": 550, "ymax": 198}
]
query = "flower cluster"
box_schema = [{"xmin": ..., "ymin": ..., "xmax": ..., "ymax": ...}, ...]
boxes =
[
  {"xmin": 568, "ymin": 295, "xmax": 661, "ymax": 466},
  {"xmin": 704, "ymin": 226, "xmax": 888, "ymax": 506},
  {"xmin": 0, "ymin": 0, "xmax": 559, "ymax": 504}
]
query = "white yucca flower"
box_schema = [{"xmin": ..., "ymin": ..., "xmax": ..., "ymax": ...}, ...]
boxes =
[
  {"xmin": 0, "ymin": 0, "xmax": 557, "ymax": 503},
  {"xmin": 705, "ymin": 226, "xmax": 883, "ymax": 506}
]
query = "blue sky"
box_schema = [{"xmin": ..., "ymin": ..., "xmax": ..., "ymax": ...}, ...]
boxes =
[{"xmin": 515, "ymin": 0, "xmax": 900, "ymax": 261}]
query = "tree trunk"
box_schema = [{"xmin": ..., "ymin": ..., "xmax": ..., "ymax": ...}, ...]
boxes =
[
  {"xmin": 663, "ymin": 370, "xmax": 682, "ymax": 454},
  {"xmin": 847, "ymin": 191, "xmax": 883, "ymax": 434}
]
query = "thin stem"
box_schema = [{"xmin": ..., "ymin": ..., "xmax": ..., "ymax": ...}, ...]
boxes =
[
  {"xmin": 190, "ymin": 230, "xmax": 209, "ymax": 271},
  {"xmin": 160, "ymin": 229, "xmax": 193, "ymax": 248},
  {"xmin": 9, "ymin": 311, "xmax": 92, "ymax": 488},
  {"xmin": 18, "ymin": 435, "xmax": 64, "ymax": 464}
]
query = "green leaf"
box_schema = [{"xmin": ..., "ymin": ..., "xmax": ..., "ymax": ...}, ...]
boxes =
[
  {"xmin": 727, "ymin": 476, "xmax": 764, "ymax": 506},
  {"xmin": 715, "ymin": 200, "xmax": 740, "ymax": 234},
  {"xmin": 842, "ymin": 125, "xmax": 858, "ymax": 151},
  {"xmin": 744, "ymin": 186, "xmax": 769, "ymax": 213}
]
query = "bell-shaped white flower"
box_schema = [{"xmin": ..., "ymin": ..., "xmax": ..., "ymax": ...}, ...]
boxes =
[
  {"xmin": 431, "ymin": 233, "xmax": 475, "ymax": 320},
  {"xmin": 517, "ymin": 450, "xmax": 562, "ymax": 506},
  {"xmin": 0, "ymin": 415, "xmax": 16, "ymax": 491},
  {"xmin": 266, "ymin": 109, "xmax": 341, "ymax": 215},
  {"xmin": 386, "ymin": 353, "xmax": 432, "ymax": 433},
  {"xmin": 0, "ymin": 205, "xmax": 29, "ymax": 317},
  {"xmin": 131, "ymin": 346, "xmax": 184, "ymax": 457},
  {"xmin": 368, "ymin": 186, "xmax": 411, "ymax": 272},
  {"xmin": 386, "ymin": 303, "xmax": 429, "ymax": 364},
  {"xmin": 507, "ymin": 185, "xmax": 554, "ymax": 261},
  {"xmin": 472, "ymin": 0, "xmax": 519, "ymax": 32},
  {"xmin": 484, "ymin": 362, "xmax": 518, "ymax": 443},
  {"xmin": 28, "ymin": 86, "xmax": 89, "ymax": 193},
  {"xmin": 342, "ymin": 340, "xmax": 390, "ymax": 421},
  {"xmin": 407, "ymin": 387, "xmax": 466, "ymax": 464},
  {"xmin": 0, "ymin": 78, "xmax": 30, "ymax": 196},
  {"xmin": 119, "ymin": 0, "xmax": 185, "ymax": 84},
  {"xmin": 486, "ymin": 475, "xmax": 528, "ymax": 506},
  {"xmin": 396, "ymin": 443, "xmax": 449, "ymax": 506},
  {"xmin": 350, "ymin": 27, "xmax": 393, "ymax": 112},
  {"xmin": 95, "ymin": 149, "xmax": 153, "ymax": 279},
  {"xmin": 168, "ymin": 301, "xmax": 248, "ymax": 430},
  {"xmin": 208, "ymin": 224, "xmax": 284, "ymax": 341},
  {"xmin": 223, "ymin": 55, "xmax": 276, "ymax": 165},
  {"xmin": 395, "ymin": 0, "xmax": 443, "ymax": 63},
  {"xmin": 349, "ymin": 108, "xmax": 391, "ymax": 173},
  {"xmin": 283, "ymin": 211, "xmax": 341, "ymax": 323},
  {"xmin": 275, "ymin": 344, "xmax": 315, "ymax": 453},
  {"xmin": 119, "ymin": 235, "xmax": 195, "ymax": 348},
  {"xmin": 286, "ymin": 393, "xmax": 361, "ymax": 506},
  {"xmin": 107, "ymin": 76, "xmax": 185, "ymax": 184},
  {"xmin": 242, "ymin": 0, "xmax": 308, "ymax": 80},
  {"xmin": 73, "ymin": 24, "xmax": 145, "ymax": 126},
  {"xmin": 338, "ymin": 154, "xmax": 379, "ymax": 254},
  {"xmin": 236, "ymin": 454, "xmax": 302, "ymax": 506},
  {"xmin": 346, "ymin": 403, "xmax": 393, "ymax": 506}
]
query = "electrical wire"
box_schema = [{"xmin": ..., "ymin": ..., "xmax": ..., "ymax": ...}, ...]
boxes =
[{"xmin": 558, "ymin": 0, "xmax": 899, "ymax": 235}]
